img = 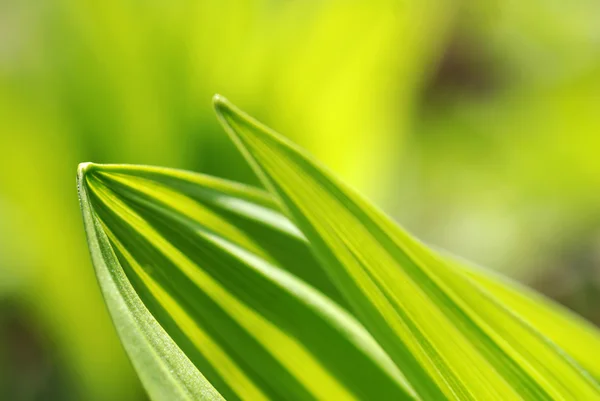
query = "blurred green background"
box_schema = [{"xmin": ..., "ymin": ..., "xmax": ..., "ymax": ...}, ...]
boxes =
[{"xmin": 1, "ymin": 0, "xmax": 599, "ymax": 399}]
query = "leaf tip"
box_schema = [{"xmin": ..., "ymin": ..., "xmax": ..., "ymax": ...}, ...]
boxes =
[
  {"xmin": 212, "ymin": 93, "xmax": 228, "ymax": 109},
  {"xmin": 212, "ymin": 94, "xmax": 240, "ymax": 128},
  {"xmin": 212, "ymin": 94, "xmax": 252, "ymax": 148},
  {"xmin": 213, "ymin": 94, "xmax": 240, "ymax": 123},
  {"xmin": 78, "ymin": 161, "xmax": 103, "ymax": 184},
  {"xmin": 78, "ymin": 161, "xmax": 94, "ymax": 174},
  {"xmin": 77, "ymin": 161, "xmax": 94, "ymax": 182}
]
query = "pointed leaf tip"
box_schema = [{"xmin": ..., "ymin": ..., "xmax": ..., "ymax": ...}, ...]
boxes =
[
  {"xmin": 78, "ymin": 162, "xmax": 95, "ymax": 179},
  {"xmin": 212, "ymin": 95, "xmax": 246, "ymax": 129},
  {"xmin": 212, "ymin": 93, "xmax": 227, "ymax": 108},
  {"xmin": 78, "ymin": 163, "xmax": 115, "ymax": 192},
  {"xmin": 213, "ymin": 96, "xmax": 297, "ymax": 163},
  {"xmin": 78, "ymin": 162, "xmax": 115, "ymax": 182},
  {"xmin": 212, "ymin": 94, "xmax": 241, "ymax": 127}
]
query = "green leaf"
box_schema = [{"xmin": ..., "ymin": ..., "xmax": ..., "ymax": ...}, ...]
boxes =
[
  {"xmin": 78, "ymin": 164, "xmax": 224, "ymax": 401},
  {"xmin": 78, "ymin": 96, "xmax": 600, "ymax": 401},
  {"xmin": 449, "ymin": 254, "xmax": 600, "ymax": 384},
  {"xmin": 213, "ymin": 95, "xmax": 600, "ymax": 400},
  {"xmin": 78, "ymin": 164, "xmax": 415, "ymax": 401}
]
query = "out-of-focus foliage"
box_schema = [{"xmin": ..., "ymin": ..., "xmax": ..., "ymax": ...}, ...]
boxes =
[
  {"xmin": 1, "ymin": 0, "xmax": 600, "ymax": 399},
  {"xmin": 397, "ymin": 0, "xmax": 600, "ymax": 287}
]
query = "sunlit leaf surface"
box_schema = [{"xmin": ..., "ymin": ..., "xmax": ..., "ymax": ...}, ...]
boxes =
[
  {"xmin": 78, "ymin": 96, "xmax": 600, "ymax": 400},
  {"xmin": 78, "ymin": 164, "xmax": 414, "ymax": 401},
  {"xmin": 213, "ymin": 96, "xmax": 600, "ymax": 400}
]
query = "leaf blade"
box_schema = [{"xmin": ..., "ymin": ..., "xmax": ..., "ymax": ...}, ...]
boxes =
[
  {"xmin": 79, "ymin": 163, "xmax": 416, "ymax": 401},
  {"xmin": 78, "ymin": 163, "xmax": 225, "ymax": 401},
  {"xmin": 213, "ymin": 95, "xmax": 600, "ymax": 401}
]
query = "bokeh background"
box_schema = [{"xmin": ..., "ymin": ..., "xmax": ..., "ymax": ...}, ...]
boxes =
[{"xmin": 1, "ymin": 0, "xmax": 600, "ymax": 399}]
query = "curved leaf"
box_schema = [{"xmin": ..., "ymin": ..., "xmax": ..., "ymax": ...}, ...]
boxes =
[
  {"xmin": 78, "ymin": 163, "xmax": 224, "ymax": 401},
  {"xmin": 78, "ymin": 96, "xmax": 600, "ymax": 401},
  {"xmin": 214, "ymin": 95, "xmax": 600, "ymax": 400},
  {"xmin": 78, "ymin": 163, "xmax": 414, "ymax": 401}
]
